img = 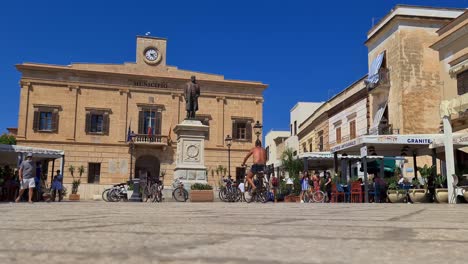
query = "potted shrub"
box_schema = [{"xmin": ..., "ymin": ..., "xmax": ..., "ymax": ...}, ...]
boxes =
[
  {"xmin": 386, "ymin": 180, "xmax": 406, "ymax": 203},
  {"xmin": 126, "ymin": 181, "xmax": 134, "ymax": 200},
  {"xmin": 190, "ymin": 183, "xmax": 213, "ymax": 202},
  {"xmin": 434, "ymin": 174, "xmax": 448, "ymax": 203},
  {"xmin": 69, "ymin": 165, "xmax": 84, "ymax": 201},
  {"xmin": 409, "ymin": 165, "xmax": 433, "ymax": 203}
]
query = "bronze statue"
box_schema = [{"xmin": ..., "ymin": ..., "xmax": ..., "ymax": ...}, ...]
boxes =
[{"xmin": 184, "ymin": 76, "xmax": 200, "ymax": 119}]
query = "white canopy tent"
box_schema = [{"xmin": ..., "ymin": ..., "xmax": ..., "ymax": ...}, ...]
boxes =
[{"xmin": 0, "ymin": 144, "xmax": 65, "ymax": 173}]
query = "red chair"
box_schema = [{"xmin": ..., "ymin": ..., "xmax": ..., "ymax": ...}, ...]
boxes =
[
  {"xmin": 350, "ymin": 182, "xmax": 363, "ymax": 203},
  {"xmin": 330, "ymin": 183, "xmax": 344, "ymax": 203}
]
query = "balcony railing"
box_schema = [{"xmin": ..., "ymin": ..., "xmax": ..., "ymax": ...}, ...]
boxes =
[
  {"xmin": 369, "ymin": 124, "xmax": 400, "ymax": 135},
  {"xmin": 366, "ymin": 68, "xmax": 390, "ymax": 91},
  {"xmin": 132, "ymin": 134, "xmax": 169, "ymax": 145}
]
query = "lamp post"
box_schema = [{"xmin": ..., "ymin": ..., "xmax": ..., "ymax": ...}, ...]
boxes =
[
  {"xmin": 128, "ymin": 136, "xmax": 141, "ymax": 202},
  {"xmin": 253, "ymin": 121, "xmax": 263, "ymax": 140},
  {"xmin": 225, "ymin": 135, "xmax": 232, "ymax": 178}
]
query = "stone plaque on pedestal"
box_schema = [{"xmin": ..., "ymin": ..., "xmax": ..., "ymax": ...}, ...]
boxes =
[{"xmin": 173, "ymin": 119, "xmax": 209, "ymax": 185}]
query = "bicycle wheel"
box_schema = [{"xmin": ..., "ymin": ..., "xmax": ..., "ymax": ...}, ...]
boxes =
[
  {"xmin": 313, "ymin": 191, "xmax": 325, "ymax": 203},
  {"xmin": 234, "ymin": 187, "xmax": 242, "ymax": 202},
  {"xmin": 142, "ymin": 185, "xmax": 151, "ymax": 202},
  {"xmin": 150, "ymin": 184, "xmax": 159, "ymax": 202},
  {"xmin": 108, "ymin": 189, "xmax": 121, "ymax": 202},
  {"xmin": 219, "ymin": 187, "xmax": 227, "ymax": 202},
  {"xmin": 243, "ymin": 180, "xmax": 255, "ymax": 203},
  {"xmin": 172, "ymin": 187, "xmax": 188, "ymax": 202},
  {"xmin": 102, "ymin": 189, "xmax": 110, "ymax": 202},
  {"xmin": 258, "ymin": 189, "xmax": 269, "ymax": 203}
]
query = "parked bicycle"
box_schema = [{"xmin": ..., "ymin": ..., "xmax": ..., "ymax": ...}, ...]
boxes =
[
  {"xmin": 302, "ymin": 188, "xmax": 326, "ymax": 203},
  {"xmin": 172, "ymin": 177, "xmax": 188, "ymax": 202},
  {"xmin": 102, "ymin": 182, "xmax": 129, "ymax": 202},
  {"xmin": 219, "ymin": 176, "xmax": 242, "ymax": 202},
  {"xmin": 243, "ymin": 165, "xmax": 269, "ymax": 203},
  {"xmin": 142, "ymin": 176, "xmax": 165, "ymax": 203}
]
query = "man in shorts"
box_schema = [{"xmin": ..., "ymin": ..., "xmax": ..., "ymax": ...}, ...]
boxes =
[
  {"xmin": 16, "ymin": 153, "xmax": 36, "ymax": 203},
  {"xmin": 241, "ymin": 139, "xmax": 267, "ymax": 192}
]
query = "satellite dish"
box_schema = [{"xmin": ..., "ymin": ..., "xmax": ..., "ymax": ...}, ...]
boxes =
[{"xmin": 145, "ymin": 32, "xmax": 151, "ymax": 36}]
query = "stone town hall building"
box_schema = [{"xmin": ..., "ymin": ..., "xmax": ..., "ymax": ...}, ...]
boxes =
[{"xmin": 16, "ymin": 36, "xmax": 267, "ymax": 197}]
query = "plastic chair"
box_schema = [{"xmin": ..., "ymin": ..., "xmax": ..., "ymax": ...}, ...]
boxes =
[
  {"xmin": 350, "ymin": 182, "xmax": 363, "ymax": 203},
  {"xmin": 331, "ymin": 183, "xmax": 344, "ymax": 203}
]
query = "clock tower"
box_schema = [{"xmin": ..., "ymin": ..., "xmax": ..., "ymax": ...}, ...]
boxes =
[{"xmin": 136, "ymin": 35, "xmax": 167, "ymax": 67}]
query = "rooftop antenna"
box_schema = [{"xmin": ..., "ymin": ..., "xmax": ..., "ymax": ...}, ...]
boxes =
[{"xmin": 145, "ymin": 32, "xmax": 151, "ymax": 36}]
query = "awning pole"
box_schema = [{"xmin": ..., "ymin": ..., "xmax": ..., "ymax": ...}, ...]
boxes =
[
  {"xmin": 333, "ymin": 152, "xmax": 338, "ymax": 184},
  {"xmin": 60, "ymin": 155, "xmax": 65, "ymax": 181},
  {"xmin": 442, "ymin": 116, "xmax": 456, "ymax": 203},
  {"xmin": 363, "ymin": 157, "xmax": 369, "ymax": 203},
  {"xmin": 413, "ymin": 152, "xmax": 418, "ymax": 181},
  {"xmin": 51, "ymin": 159, "xmax": 55, "ymax": 185}
]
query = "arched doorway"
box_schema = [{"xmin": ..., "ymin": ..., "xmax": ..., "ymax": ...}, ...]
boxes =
[{"xmin": 135, "ymin": 155, "xmax": 160, "ymax": 182}]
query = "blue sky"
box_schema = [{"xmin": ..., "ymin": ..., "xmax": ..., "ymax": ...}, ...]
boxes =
[{"xmin": 0, "ymin": 0, "xmax": 466, "ymax": 135}]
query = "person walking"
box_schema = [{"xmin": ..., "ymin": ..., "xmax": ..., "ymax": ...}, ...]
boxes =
[
  {"xmin": 15, "ymin": 153, "xmax": 36, "ymax": 204},
  {"xmin": 51, "ymin": 170, "xmax": 63, "ymax": 202},
  {"xmin": 299, "ymin": 171, "xmax": 310, "ymax": 203},
  {"xmin": 324, "ymin": 172, "xmax": 332, "ymax": 203}
]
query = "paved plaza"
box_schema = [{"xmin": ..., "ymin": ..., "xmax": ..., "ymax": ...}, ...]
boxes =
[{"xmin": 1, "ymin": 202, "xmax": 468, "ymax": 264}]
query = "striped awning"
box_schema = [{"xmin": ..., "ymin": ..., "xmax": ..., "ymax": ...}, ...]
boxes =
[{"xmin": 367, "ymin": 52, "xmax": 385, "ymax": 84}]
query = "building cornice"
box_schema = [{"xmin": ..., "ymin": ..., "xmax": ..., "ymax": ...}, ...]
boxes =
[
  {"xmin": 19, "ymin": 77, "xmax": 264, "ymax": 101},
  {"xmin": 16, "ymin": 63, "xmax": 268, "ymax": 89}
]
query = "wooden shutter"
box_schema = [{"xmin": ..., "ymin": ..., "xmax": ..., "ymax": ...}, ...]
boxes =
[
  {"xmin": 51, "ymin": 111, "xmax": 59, "ymax": 133},
  {"xmin": 85, "ymin": 113, "xmax": 91, "ymax": 133},
  {"xmin": 33, "ymin": 111, "xmax": 40, "ymax": 131},
  {"xmin": 246, "ymin": 121, "xmax": 252, "ymax": 141},
  {"xmin": 103, "ymin": 113, "xmax": 110, "ymax": 135},
  {"xmin": 138, "ymin": 110, "xmax": 144, "ymax": 134},
  {"xmin": 155, "ymin": 111, "xmax": 162, "ymax": 135},
  {"xmin": 232, "ymin": 120, "xmax": 238, "ymax": 139},
  {"xmin": 336, "ymin": 127, "xmax": 341, "ymax": 143},
  {"xmin": 458, "ymin": 71, "xmax": 468, "ymax": 95}
]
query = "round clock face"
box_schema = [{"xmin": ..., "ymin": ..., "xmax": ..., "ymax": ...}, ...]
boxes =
[
  {"xmin": 145, "ymin": 48, "xmax": 158, "ymax": 61},
  {"xmin": 143, "ymin": 47, "xmax": 162, "ymax": 65}
]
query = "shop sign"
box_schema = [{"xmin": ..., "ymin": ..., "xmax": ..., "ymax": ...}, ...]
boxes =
[{"xmin": 130, "ymin": 79, "xmax": 169, "ymax": 88}]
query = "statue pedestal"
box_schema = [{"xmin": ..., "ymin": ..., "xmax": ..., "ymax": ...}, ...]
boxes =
[{"xmin": 173, "ymin": 119, "xmax": 209, "ymax": 187}]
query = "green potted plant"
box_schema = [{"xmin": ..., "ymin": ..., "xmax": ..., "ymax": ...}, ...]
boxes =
[
  {"xmin": 190, "ymin": 183, "xmax": 214, "ymax": 202},
  {"xmin": 280, "ymin": 148, "xmax": 302, "ymax": 202},
  {"xmin": 410, "ymin": 165, "xmax": 434, "ymax": 203},
  {"xmin": 69, "ymin": 165, "xmax": 84, "ymax": 201},
  {"xmin": 386, "ymin": 178, "xmax": 406, "ymax": 203}
]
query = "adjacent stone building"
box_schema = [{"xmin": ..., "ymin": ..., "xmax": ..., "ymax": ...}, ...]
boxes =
[
  {"xmin": 431, "ymin": 10, "xmax": 468, "ymax": 169},
  {"xmin": 16, "ymin": 36, "xmax": 267, "ymax": 198}
]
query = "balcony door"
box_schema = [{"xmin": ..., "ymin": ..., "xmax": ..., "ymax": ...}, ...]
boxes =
[{"xmin": 138, "ymin": 109, "xmax": 162, "ymax": 135}]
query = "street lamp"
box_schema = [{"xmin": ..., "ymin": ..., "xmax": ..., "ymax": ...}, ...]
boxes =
[
  {"xmin": 225, "ymin": 135, "xmax": 232, "ymax": 177},
  {"xmin": 128, "ymin": 135, "xmax": 142, "ymax": 202},
  {"xmin": 253, "ymin": 121, "xmax": 263, "ymax": 140}
]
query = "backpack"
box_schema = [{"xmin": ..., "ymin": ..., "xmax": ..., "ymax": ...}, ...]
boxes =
[{"xmin": 271, "ymin": 177, "xmax": 279, "ymax": 187}]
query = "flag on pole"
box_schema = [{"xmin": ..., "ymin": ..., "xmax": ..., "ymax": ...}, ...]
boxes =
[
  {"xmin": 148, "ymin": 126, "xmax": 153, "ymax": 137},
  {"xmin": 168, "ymin": 121, "xmax": 173, "ymax": 145},
  {"xmin": 126, "ymin": 121, "xmax": 132, "ymax": 142}
]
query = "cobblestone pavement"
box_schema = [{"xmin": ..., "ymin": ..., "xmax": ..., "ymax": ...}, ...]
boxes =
[{"xmin": 1, "ymin": 202, "xmax": 468, "ymax": 264}]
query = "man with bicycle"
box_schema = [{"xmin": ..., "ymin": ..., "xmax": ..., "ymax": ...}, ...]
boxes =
[{"xmin": 241, "ymin": 139, "xmax": 267, "ymax": 193}]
